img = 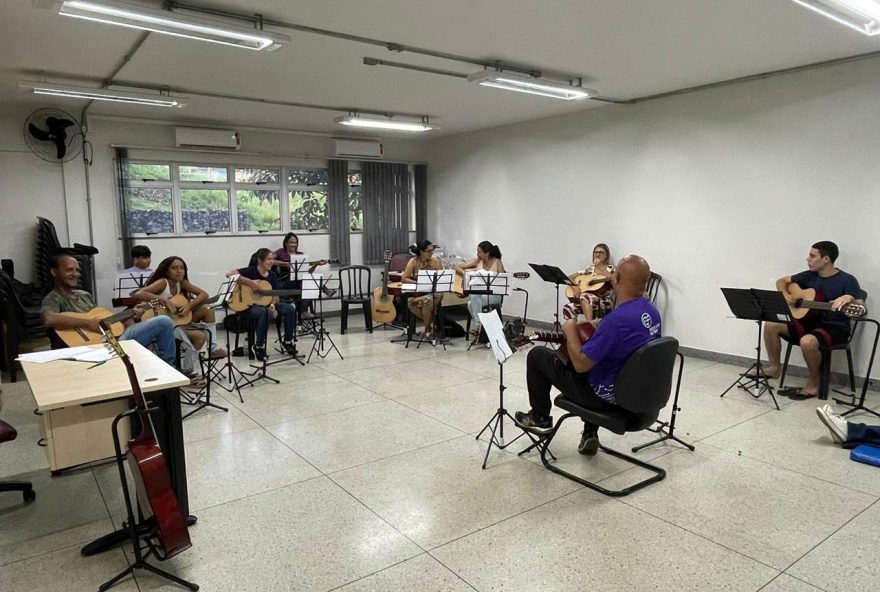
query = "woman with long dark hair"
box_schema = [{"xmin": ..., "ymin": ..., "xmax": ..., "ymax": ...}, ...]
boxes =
[
  {"xmin": 274, "ymin": 232, "xmax": 337, "ymax": 317},
  {"xmin": 563, "ymin": 243, "xmax": 615, "ymax": 322},
  {"xmin": 225, "ymin": 248, "xmax": 297, "ymax": 361},
  {"xmin": 454, "ymin": 241, "xmax": 506, "ymax": 331},
  {"xmin": 402, "ymin": 239, "xmax": 444, "ymax": 341}
]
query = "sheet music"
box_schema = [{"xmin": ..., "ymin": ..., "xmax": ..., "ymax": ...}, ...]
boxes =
[
  {"xmin": 301, "ymin": 273, "xmax": 322, "ymax": 299},
  {"xmin": 479, "ymin": 309, "xmax": 513, "ymax": 364},
  {"xmin": 416, "ymin": 269, "xmax": 454, "ymax": 293},
  {"xmin": 466, "ymin": 271, "xmax": 511, "ymax": 296}
]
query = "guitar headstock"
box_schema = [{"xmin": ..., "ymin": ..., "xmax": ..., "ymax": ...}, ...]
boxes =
[
  {"xmin": 383, "ymin": 249, "xmax": 392, "ymax": 263},
  {"xmin": 843, "ymin": 303, "xmax": 868, "ymax": 318},
  {"xmin": 513, "ymin": 272, "xmax": 530, "ymax": 280},
  {"xmin": 98, "ymin": 320, "xmax": 127, "ymax": 360}
]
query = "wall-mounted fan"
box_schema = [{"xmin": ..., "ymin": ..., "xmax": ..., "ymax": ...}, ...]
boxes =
[{"xmin": 23, "ymin": 108, "xmax": 83, "ymax": 163}]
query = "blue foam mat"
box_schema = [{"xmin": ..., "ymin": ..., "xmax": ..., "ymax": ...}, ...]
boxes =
[{"xmin": 850, "ymin": 444, "xmax": 880, "ymax": 468}]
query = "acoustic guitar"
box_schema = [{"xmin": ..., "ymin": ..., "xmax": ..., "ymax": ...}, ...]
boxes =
[
  {"xmin": 516, "ymin": 322, "xmax": 596, "ymax": 365},
  {"xmin": 100, "ymin": 322, "xmax": 192, "ymax": 560},
  {"xmin": 227, "ymin": 280, "xmax": 302, "ymax": 312},
  {"xmin": 140, "ymin": 293, "xmax": 223, "ymax": 326},
  {"xmin": 565, "ymin": 273, "xmax": 610, "ymax": 300},
  {"xmin": 55, "ymin": 301, "xmax": 161, "ymax": 347},
  {"xmin": 371, "ymin": 250, "xmax": 396, "ymax": 324},
  {"xmin": 785, "ymin": 285, "xmax": 866, "ymax": 320}
]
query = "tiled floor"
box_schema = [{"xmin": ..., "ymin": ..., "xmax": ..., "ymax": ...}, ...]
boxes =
[{"xmin": 2, "ymin": 319, "xmax": 879, "ymax": 591}]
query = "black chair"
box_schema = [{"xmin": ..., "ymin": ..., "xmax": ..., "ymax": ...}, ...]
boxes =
[
  {"xmin": 35, "ymin": 217, "xmax": 98, "ymax": 295},
  {"xmin": 528, "ymin": 336, "xmax": 680, "ymax": 497},
  {"xmin": 338, "ymin": 265, "xmax": 372, "ymax": 334},
  {"xmin": 646, "ymin": 271, "xmax": 662, "ymax": 304},
  {"xmin": 0, "ymin": 271, "xmax": 46, "ymax": 382},
  {"xmin": 778, "ymin": 289, "xmax": 867, "ymax": 400},
  {"xmin": 0, "ymin": 419, "xmax": 36, "ymax": 503}
]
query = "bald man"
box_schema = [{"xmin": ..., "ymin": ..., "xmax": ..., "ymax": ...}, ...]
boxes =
[{"xmin": 515, "ymin": 255, "xmax": 661, "ymax": 455}]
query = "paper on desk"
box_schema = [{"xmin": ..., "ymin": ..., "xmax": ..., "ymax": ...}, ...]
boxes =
[
  {"xmin": 16, "ymin": 346, "xmax": 94, "ymax": 363},
  {"xmin": 479, "ymin": 309, "xmax": 513, "ymax": 364},
  {"xmin": 70, "ymin": 349, "xmax": 116, "ymax": 363}
]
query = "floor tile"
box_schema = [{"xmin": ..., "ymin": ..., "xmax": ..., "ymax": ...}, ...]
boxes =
[
  {"xmin": 601, "ymin": 446, "xmax": 875, "ymax": 569},
  {"xmin": 336, "ymin": 553, "xmax": 475, "ymax": 592},
  {"xmin": 340, "ymin": 359, "xmax": 485, "ymax": 399},
  {"xmin": 0, "ymin": 541, "xmax": 137, "ymax": 592},
  {"xmin": 183, "ymin": 428, "xmax": 320, "ymax": 511},
  {"xmin": 133, "ymin": 477, "xmax": 420, "ymax": 591},
  {"xmin": 704, "ymin": 399, "xmax": 880, "ymax": 496},
  {"xmin": 179, "ymin": 393, "xmax": 260, "ymax": 444},
  {"xmin": 432, "ymin": 488, "xmax": 778, "ymax": 592},
  {"xmin": 268, "ymin": 400, "xmax": 463, "ymax": 473},
  {"xmin": 223, "ymin": 372, "xmax": 387, "ymax": 426},
  {"xmin": 787, "ymin": 499, "xmax": 880, "ymax": 591},
  {"xmin": 332, "ymin": 436, "xmax": 581, "ymax": 549},
  {"xmin": 0, "ymin": 518, "xmax": 113, "ymax": 567},
  {"xmin": 760, "ymin": 574, "xmax": 826, "ymax": 592}
]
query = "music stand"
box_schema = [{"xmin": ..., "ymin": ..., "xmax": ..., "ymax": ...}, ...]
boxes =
[
  {"xmin": 475, "ymin": 309, "xmax": 527, "ymax": 469},
  {"xmin": 465, "ymin": 271, "xmax": 510, "ymax": 351},
  {"xmin": 211, "ymin": 278, "xmax": 266, "ymax": 402},
  {"xmin": 112, "ymin": 273, "xmax": 150, "ymax": 307},
  {"xmin": 413, "ymin": 269, "xmax": 454, "ymax": 350},
  {"xmin": 719, "ymin": 288, "xmax": 790, "ymax": 410},
  {"xmin": 305, "ymin": 274, "xmax": 344, "ymax": 362},
  {"xmin": 529, "ymin": 263, "xmax": 574, "ymax": 331}
]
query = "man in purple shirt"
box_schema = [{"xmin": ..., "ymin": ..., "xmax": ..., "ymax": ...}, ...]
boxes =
[{"xmin": 515, "ymin": 255, "xmax": 661, "ymax": 455}]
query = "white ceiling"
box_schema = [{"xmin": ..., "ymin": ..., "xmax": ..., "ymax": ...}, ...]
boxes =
[{"xmin": 1, "ymin": 0, "xmax": 879, "ymax": 138}]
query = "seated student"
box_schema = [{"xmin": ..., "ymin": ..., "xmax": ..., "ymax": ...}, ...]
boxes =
[
  {"xmin": 226, "ymin": 248, "xmax": 297, "ymax": 361},
  {"xmin": 816, "ymin": 405, "xmax": 880, "ymax": 448},
  {"xmin": 121, "ymin": 245, "xmax": 153, "ymax": 275},
  {"xmin": 41, "ymin": 253, "xmax": 175, "ymax": 365},
  {"xmin": 563, "ymin": 243, "xmax": 615, "ymax": 322},
  {"xmin": 514, "ymin": 255, "xmax": 661, "ymax": 455},
  {"xmin": 454, "ymin": 241, "xmax": 506, "ymax": 335},
  {"xmin": 135, "ymin": 256, "xmax": 227, "ymax": 379},
  {"xmin": 273, "ymin": 232, "xmax": 337, "ymax": 319},
  {"xmin": 402, "ymin": 240, "xmax": 445, "ymax": 341},
  {"xmin": 756, "ymin": 241, "xmax": 863, "ymax": 399}
]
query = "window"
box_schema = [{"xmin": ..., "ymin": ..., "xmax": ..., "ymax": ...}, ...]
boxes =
[
  {"xmin": 125, "ymin": 187, "xmax": 173, "ymax": 234},
  {"xmin": 288, "ymin": 168, "xmax": 328, "ymax": 231},
  {"xmin": 348, "ymin": 172, "xmax": 363, "ymax": 231},
  {"xmin": 237, "ymin": 190, "xmax": 280, "ymax": 232},
  {"xmin": 180, "ymin": 189, "xmax": 230, "ymax": 232},
  {"xmin": 124, "ymin": 163, "xmax": 170, "ymax": 181},
  {"xmin": 179, "ymin": 165, "xmax": 228, "ymax": 182}
]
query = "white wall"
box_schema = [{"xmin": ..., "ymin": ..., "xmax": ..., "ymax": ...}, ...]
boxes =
[
  {"xmin": 426, "ymin": 58, "xmax": 880, "ymax": 378},
  {"xmin": 0, "ymin": 109, "xmax": 427, "ymax": 310}
]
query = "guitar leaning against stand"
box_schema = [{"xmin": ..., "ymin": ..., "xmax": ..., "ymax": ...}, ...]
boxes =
[
  {"xmin": 371, "ymin": 250, "xmax": 397, "ymax": 325},
  {"xmin": 98, "ymin": 321, "xmax": 198, "ymax": 592}
]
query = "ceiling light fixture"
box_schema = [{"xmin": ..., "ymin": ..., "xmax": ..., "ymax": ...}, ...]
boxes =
[
  {"xmin": 58, "ymin": 0, "xmax": 290, "ymax": 51},
  {"xmin": 467, "ymin": 70, "xmax": 595, "ymax": 101},
  {"xmin": 334, "ymin": 114, "xmax": 438, "ymax": 133},
  {"xmin": 20, "ymin": 81, "xmax": 185, "ymax": 107},
  {"xmin": 791, "ymin": 0, "xmax": 880, "ymax": 35}
]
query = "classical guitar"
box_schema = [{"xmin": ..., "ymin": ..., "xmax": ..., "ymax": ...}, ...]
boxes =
[
  {"xmin": 140, "ymin": 293, "xmax": 223, "ymax": 326},
  {"xmin": 516, "ymin": 322, "xmax": 596, "ymax": 364},
  {"xmin": 227, "ymin": 280, "xmax": 302, "ymax": 312},
  {"xmin": 565, "ymin": 273, "xmax": 610, "ymax": 300},
  {"xmin": 99, "ymin": 321, "xmax": 192, "ymax": 560},
  {"xmin": 371, "ymin": 250, "xmax": 396, "ymax": 324},
  {"xmin": 785, "ymin": 285, "xmax": 866, "ymax": 320},
  {"xmin": 56, "ymin": 301, "xmax": 161, "ymax": 347}
]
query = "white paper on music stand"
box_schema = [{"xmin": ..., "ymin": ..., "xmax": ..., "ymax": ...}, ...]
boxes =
[
  {"xmin": 301, "ymin": 273, "xmax": 322, "ymax": 299},
  {"xmin": 400, "ymin": 283, "xmax": 418, "ymax": 292},
  {"xmin": 466, "ymin": 271, "xmax": 511, "ymax": 296},
  {"xmin": 479, "ymin": 309, "xmax": 513, "ymax": 364},
  {"xmin": 214, "ymin": 277, "xmax": 238, "ymax": 306},
  {"xmin": 416, "ymin": 269, "xmax": 454, "ymax": 293},
  {"xmin": 289, "ymin": 255, "xmax": 309, "ymax": 280}
]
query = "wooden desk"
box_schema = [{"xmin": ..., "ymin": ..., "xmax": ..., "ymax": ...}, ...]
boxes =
[{"xmin": 22, "ymin": 341, "xmax": 190, "ymax": 474}]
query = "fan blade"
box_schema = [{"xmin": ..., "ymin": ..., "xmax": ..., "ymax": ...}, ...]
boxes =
[
  {"xmin": 56, "ymin": 139, "xmax": 67, "ymax": 160},
  {"xmin": 29, "ymin": 123, "xmax": 52, "ymax": 141},
  {"xmin": 47, "ymin": 117, "xmax": 75, "ymax": 133}
]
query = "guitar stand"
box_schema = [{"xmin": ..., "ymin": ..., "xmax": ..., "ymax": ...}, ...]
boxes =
[
  {"xmin": 632, "ymin": 352, "xmax": 695, "ymax": 452},
  {"xmin": 476, "ymin": 354, "xmax": 527, "ymax": 469},
  {"xmin": 834, "ymin": 318, "xmax": 880, "ymax": 419},
  {"xmin": 98, "ymin": 409, "xmax": 198, "ymax": 592}
]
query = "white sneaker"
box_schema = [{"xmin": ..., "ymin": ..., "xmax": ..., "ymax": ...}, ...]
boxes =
[{"xmin": 816, "ymin": 405, "xmax": 847, "ymax": 444}]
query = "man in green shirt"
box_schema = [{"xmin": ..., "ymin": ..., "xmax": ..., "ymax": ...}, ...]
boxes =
[{"xmin": 41, "ymin": 253, "xmax": 176, "ymax": 365}]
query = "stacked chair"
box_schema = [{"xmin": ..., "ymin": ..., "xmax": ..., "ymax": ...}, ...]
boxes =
[{"xmin": 34, "ymin": 217, "xmax": 98, "ymax": 296}]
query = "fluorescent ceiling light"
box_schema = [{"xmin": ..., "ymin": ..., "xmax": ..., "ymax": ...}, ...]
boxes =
[
  {"xmin": 334, "ymin": 115, "xmax": 438, "ymax": 133},
  {"xmin": 791, "ymin": 0, "xmax": 880, "ymax": 35},
  {"xmin": 20, "ymin": 81, "xmax": 184, "ymax": 107},
  {"xmin": 59, "ymin": 0, "xmax": 290, "ymax": 51},
  {"xmin": 467, "ymin": 71, "xmax": 595, "ymax": 101}
]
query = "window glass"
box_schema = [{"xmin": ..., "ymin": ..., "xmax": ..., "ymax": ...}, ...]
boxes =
[
  {"xmin": 348, "ymin": 172, "xmax": 363, "ymax": 231},
  {"xmin": 236, "ymin": 190, "xmax": 280, "ymax": 232},
  {"xmin": 180, "ymin": 189, "xmax": 230, "ymax": 232},
  {"xmin": 179, "ymin": 165, "xmax": 228, "ymax": 182},
  {"xmin": 235, "ymin": 168, "xmax": 280, "ymax": 184},
  {"xmin": 125, "ymin": 187, "xmax": 173, "ymax": 233},
  {"xmin": 124, "ymin": 163, "xmax": 170, "ymax": 181},
  {"xmin": 289, "ymin": 190, "xmax": 328, "ymax": 231},
  {"xmin": 288, "ymin": 169, "xmax": 328, "ymax": 186}
]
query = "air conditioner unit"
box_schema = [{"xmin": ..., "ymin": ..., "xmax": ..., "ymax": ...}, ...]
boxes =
[
  {"xmin": 174, "ymin": 127, "xmax": 241, "ymax": 150},
  {"xmin": 335, "ymin": 139, "xmax": 383, "ymax": 159}
]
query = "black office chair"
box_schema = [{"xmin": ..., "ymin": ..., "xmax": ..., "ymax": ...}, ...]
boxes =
[
  {"xmin": 646, "ymin": 271, "xmax": 662, "ymax": 305},
  {"xmin": 338, "ymin": 265, "xmax": 372, "ymax": 334},
  {"xmin": 529, "ymin": 336, "xmax": 680, "ymax": 497},
  {"xmin": 0, "ymin": 419, "xmax": 36, "ymax": 503},
  {"xmin": 778, "ymin": 290, "xmax": 867, "ymax": 400}
]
